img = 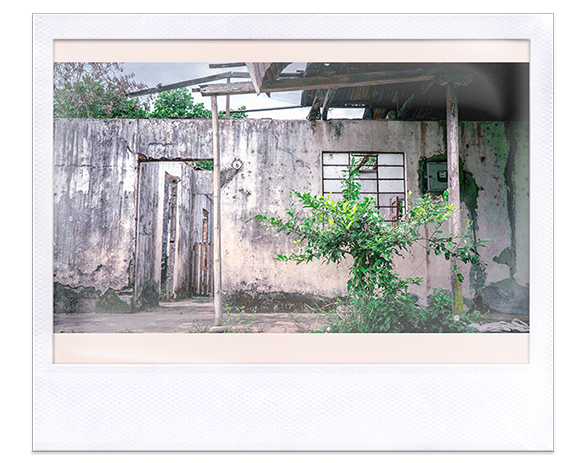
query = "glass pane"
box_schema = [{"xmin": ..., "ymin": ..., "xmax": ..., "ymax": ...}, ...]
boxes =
[
  {"xmin": 323, "ymin": 179, "xmax": 344, "ymax": 193},
  {"xmin": 323, "ymin": 152, "xmax": 349, "ymax": 165},
  {"xmin": 378, "ymin": 166, "xmax": 404, "ymax": 179},
  {"xmin": 323, "ymin": 165, "xmax": 348, "ymax": 179},
  {"xmin": 379, "ymin": 179, "xmax": 405, "ymax": 192},
  {"xmin": 358, "ymin": 179, "xmax": 378, "ymax": 193},
  {"xmin": 379, "ymin": 193, "xmax": 401, "ymax": 207},
  {"xmin": 378, "ymin": 153, "xmax": 404, "ymax": 165}
]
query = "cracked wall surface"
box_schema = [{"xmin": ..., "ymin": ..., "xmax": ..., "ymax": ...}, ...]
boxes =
[
  {"xmin": 53, "ymin": 118, "xmax": 529, "ymax": 315},
  {"xmin": 53, "ymin": 119, "xmax": 139, "ymax": 312}
]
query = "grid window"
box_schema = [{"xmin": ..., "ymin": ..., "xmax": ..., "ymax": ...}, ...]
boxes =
[{"xmin": 322, "ymin": 152, "xmax": 406, "ymax": 224}]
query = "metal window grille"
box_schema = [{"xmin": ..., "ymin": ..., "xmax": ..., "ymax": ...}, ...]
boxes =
[{"xmin": 322, "ymin": 152, "xmax": 406, "ymax": 225}]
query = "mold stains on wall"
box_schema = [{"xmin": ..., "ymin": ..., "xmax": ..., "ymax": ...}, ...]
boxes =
[
  {"xmin": 415, "ymin": 120, "xmax": 529, "ymax": 315},
  {"xmin": 473, "ymin": 121, "xmax": 530, "ymax": 314},
  {"xmin": 54, "ymin": 118, "xmax": 529, "ymax": 316}
]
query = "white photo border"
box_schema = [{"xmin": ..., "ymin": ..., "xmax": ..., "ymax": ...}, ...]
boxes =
[{"xmin": 33, "ymin": 14, "xmax": 553, "ymax": 451}]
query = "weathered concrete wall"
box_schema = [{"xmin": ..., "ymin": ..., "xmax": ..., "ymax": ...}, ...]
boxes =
[
  {"xmin": 53, "ymin": 119, "xmax": 139, "ymax": 312},
  {"xmin": 219, "ymin": 119, "xmax": 429, "ymax": 310},
  {"xmin": 135, "ymin": 119, "xmax": 214, "ymax": 160},
  {"xmin": 396, "ymin": 120, "xmax": 530, "ymax": 314},
  {"xmin": 459, "ymin": 121, "xmax": 530, "ymax": 314},
  {"xmin": 133, "ymin": 161, "xmax": 163, "ymax": 309},
  {"xmin": 54, "ymin": 119, "xmax": 213, "ymax": 312},
  {"xmin": 54, "ymin": 117, "xmax": 529, "ymax": 315},
  {"xmin": 215, "ymin": 119, "xmax": 528, "ymax": 314}
]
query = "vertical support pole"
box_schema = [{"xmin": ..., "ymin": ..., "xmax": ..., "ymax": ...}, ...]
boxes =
[
  {"xmin": 225, "ymin": 77, "xmax": 231, "ymax": 118},
  {"xmin": 211, "ymin": 95, "xmax": 223, "ymax": 326},
  {"xmin": 446, "ymin": 84, "xmax": 464, "ymax": 315}
]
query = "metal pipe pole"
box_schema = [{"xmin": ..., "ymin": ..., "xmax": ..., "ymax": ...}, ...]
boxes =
[{"xmin": 211, "ymin": 95, "xmax": 223, "ymax": 326}]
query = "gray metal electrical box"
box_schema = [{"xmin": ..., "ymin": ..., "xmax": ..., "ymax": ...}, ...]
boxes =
[{"xmin": 427, "ymin": 162, "xmax": 448, "ymax": 192}]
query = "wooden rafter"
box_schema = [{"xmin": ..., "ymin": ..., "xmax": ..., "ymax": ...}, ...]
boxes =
[
  {"xmin": 126, "ymin": 71, "xmax": 249, "ymax": 97},
  {"xmin": 321, "ymin": 88, "xmax": 337, "ymax": 120},
  {"xmin": 307, "ymin": 89, "xmax": 327, "ymax": 121},
  {"xmin": 246, "ymin": 62, "xmax": 291, "ymax": 94},
  {"xmin": 246, "ymin": 62, "xmax": 271, "ymax": 94},
  {"xmin": 198, "ymin": 70, "xmax": 437, "ymax": 96}
]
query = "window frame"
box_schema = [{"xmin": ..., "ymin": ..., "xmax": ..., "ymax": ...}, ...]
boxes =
[{"xmin": 322, "ymin": 151, "xmax": 407, "ymax": 224}]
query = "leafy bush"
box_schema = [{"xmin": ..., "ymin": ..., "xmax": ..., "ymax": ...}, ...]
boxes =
[
  {"xmin": 252, "ymin": 160, "xmax": 486, "ymax": 333},
  {"xmin": 315, "ymin": 289, "xmax": 482, "ymax": 334},
  {"xmin": 419, "ymin": 289, "xmax": 483, "ymax": 333},
  {"xmin": 321, "ymin": 291, "xmax": 418, "ymax": 333},
  {"xmin": 53, "ymin": 63, "xmax": 150, "ymax": 118}
]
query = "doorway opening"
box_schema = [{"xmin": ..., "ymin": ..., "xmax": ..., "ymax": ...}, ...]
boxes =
[
  {"xmin": 134, "ymin": 160, "xmax": 214, "ymax": 309},
  {"xmin": 161, "ymin": 172, "xmax": 180, "ymax": 300}
]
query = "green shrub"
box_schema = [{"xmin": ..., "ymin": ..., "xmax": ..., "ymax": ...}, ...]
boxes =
[
  {"xmin": 252, "ymin": 160, "xmax": 487, "ymax": 333},
  {"xmin": 317, "ymin": 289, "xmax": 482, "ymax": 333}
]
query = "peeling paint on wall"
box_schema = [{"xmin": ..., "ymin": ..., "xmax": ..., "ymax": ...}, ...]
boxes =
[
  {"xmin": 54, "ymin": 118, "xmax": 529, "ymax": 315},
  {"xmin": 467, "ymin": 121, "xmax": 530, "ymax": 314}
]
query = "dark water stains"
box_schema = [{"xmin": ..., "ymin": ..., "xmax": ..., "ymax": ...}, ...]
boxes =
[
  {"xmin": 493, "ymin": 246, "xmax": 515, "ymax": 268},
  {"xmin": 54, "ymin": 282, "xmax": 133, "ymax": 313},
  {"xmin": 459, "ymin": 158, "xmax": 481, "ymax": 223},
  {"xmin": 97, "ymin": 289, "xmax": 132, "ymax": 313},
  {"xmin": 477, "ymin": 278, "xmax": 529, "ymax": 315},
  {"xmin": 503, "ymin": 122, "xmax": 519, "ymax": 278}
]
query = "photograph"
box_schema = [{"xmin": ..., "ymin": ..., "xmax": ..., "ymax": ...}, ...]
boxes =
[
  {"xmin": 31, "ymin": 14, "xmax": 554, "ymax": 453},
  {"xmin": 52, "ymin": 60, "xmax": 530, "ymax": 335}
]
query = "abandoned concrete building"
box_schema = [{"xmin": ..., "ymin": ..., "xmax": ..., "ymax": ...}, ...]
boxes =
[{"xmin": 53, "ymin": 62, "xmax": 529, "ymax": 319}]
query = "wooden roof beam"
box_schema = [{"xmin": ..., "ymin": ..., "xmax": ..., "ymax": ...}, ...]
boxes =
[
  {"xmin": 245, "ymin": 62, "xmax": 292, "ymax": 94},
  {"xmin": 126, "ymin": 71, "xmax": 249, "ymax": 97},
  {"xmin": 320, "ymin": 88, "xmax": 337, "ymax": 120},
  {"xmin": 306, "ymin": 89, "xmax": 326, "ymax": 121},
  {"xmin": 197, "ymin": 71, "xmax": 437, "ymax": 96},
  {"xmin": 209, "ymin": 62, "xmax": 246, "ymax": 69}
]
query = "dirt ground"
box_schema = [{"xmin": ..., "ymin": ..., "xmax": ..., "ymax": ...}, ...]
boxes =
[
  {"xmin": 53, "ymin": 299, "xmax": 327, "ymax": 334},
  {"xmin": 54, "ymin": 298, "xmax": 529, "ymax": 334}
]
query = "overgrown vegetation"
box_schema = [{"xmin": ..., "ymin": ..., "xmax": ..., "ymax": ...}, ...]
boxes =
[
  {"xmin": 53, "ymin": 63, "xmax": 149, "ymax": 118},
  {"xmin": 54, "ymin": 63, "xmax": 248, "ymax": 120},
  {"xmin": 252, "ymin": 161, "xmax": 486, "ymax": 333},
  {"xmin": 149, "ymin": 88, "xmax": 247, "ymax": 119}
]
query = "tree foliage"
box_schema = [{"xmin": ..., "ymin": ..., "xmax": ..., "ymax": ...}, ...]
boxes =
[
  {"xmin": 149, "ymin": 88, "xmax": 247, "ymax": 119},
  {"xmin": 53, "ymin": 65, "xmax": 249, "ymax": 120},
  {"xmin": 53, "ymin": 63, "xmax": 150, "ymax": 118}
]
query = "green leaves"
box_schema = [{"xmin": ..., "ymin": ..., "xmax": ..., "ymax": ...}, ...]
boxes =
[
  {"xmin": 251, "ymin": 159, "xmax": 487, "ymax": 332},
  {"xmin": 54, "ymin": 76, "xmax": 148, "ymax": 119}
]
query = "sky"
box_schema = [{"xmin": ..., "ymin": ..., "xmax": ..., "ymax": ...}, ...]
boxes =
[{"xmin": 122, "ymin": 62, "xmax": 364, "ymax": 120}]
